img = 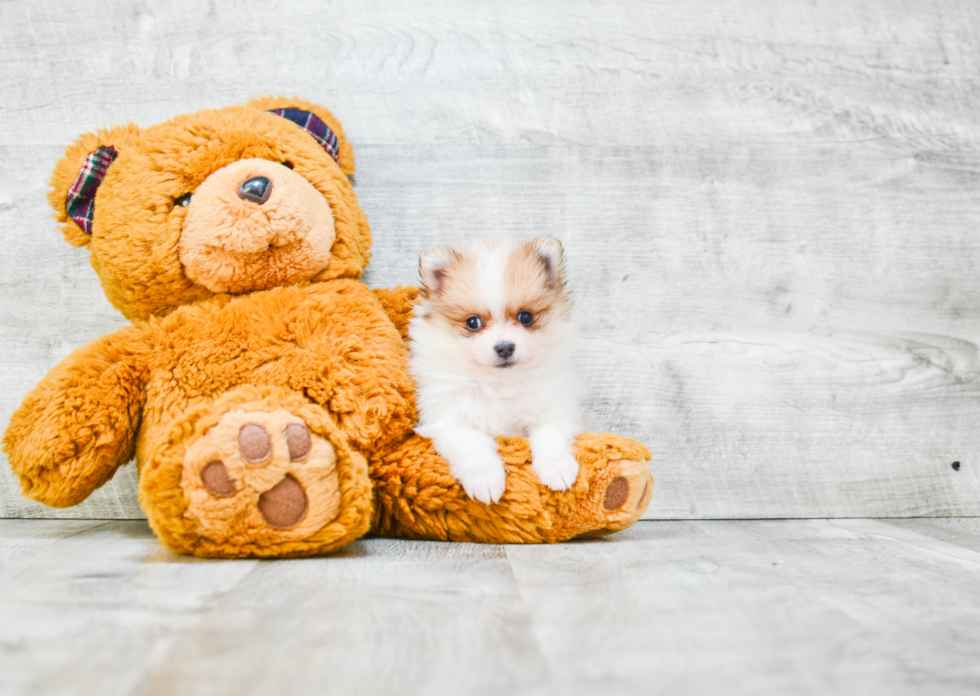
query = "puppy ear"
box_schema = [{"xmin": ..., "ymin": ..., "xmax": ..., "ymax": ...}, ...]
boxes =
[
  {"xmin": 529, "ymin": 238, "xmax": 565, "ymax": 289},
  {"xmin": 418, "ymin": 246, "xmax": 460, "ymax": 296},
  {"xmin": 49, "ymin": 124, "xmax": 139, "ymax": 247},
  {"xmin": 247, "ymin": 95, "xmax": 356, "ymax": 177}
]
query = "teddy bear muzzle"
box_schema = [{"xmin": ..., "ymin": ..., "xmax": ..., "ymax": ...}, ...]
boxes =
[{"xmin": 178, "ymin": 158, "xmax": 337, "ymax": 294}]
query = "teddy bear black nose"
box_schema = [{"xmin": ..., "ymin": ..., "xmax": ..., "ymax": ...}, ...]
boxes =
[{"xmin": 237, "ymin": 176, "xmax": 272, "ymax": 205}]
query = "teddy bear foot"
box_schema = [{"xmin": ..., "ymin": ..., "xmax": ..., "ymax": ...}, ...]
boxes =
[
  {"xmin": 565, "ymin": 452, "xmax": 653, "ymax": 540},
  {"xmin": 518, "ymin": 432, "xmax": 654, "ymax": 542},
  {"xmin": 140, "ymin": 386, "xmax": 372, "ymax": 558}
]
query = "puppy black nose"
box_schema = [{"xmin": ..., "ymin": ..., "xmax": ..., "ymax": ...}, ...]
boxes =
[
  {"xmin": 238, "ymin": 176, "xmax": 272, "ymax": 204},
  {"xmin": 494, "ymin": 342, "xmax": 516, "ymax": 359}
]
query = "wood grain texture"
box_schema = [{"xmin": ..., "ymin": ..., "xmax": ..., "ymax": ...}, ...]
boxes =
[
  {"xmin": 879, "ymin": 515, "xmax": 980, "ymax": 552},
  {"xmin": 506, "ymin": 518, "xmax": 980, "ymax": 696},
  {"xmin": 2, "ymin": 0, "xmax": 980, "ymax": 518},
  {"xmin": 2, "ymin": 518, "xmax": 979, "ymax": 695}
]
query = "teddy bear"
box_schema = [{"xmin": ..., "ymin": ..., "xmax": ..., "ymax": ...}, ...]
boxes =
[{"xmin": 2, "ymin": 97, "xmax": 653, "ymax": 558}]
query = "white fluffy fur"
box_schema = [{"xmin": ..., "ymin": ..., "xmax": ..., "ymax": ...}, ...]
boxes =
[{"xmin": 409, "ymin": 237, "xmax": 583, "ymax": 504}]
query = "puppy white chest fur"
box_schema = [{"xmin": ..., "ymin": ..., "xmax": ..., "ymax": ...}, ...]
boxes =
[{"xmin": 416, "ymin": 360, "xmax": 579, "ymax": 438}]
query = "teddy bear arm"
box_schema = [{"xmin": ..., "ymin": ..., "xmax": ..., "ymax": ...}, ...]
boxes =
[
  {"xmin": 2, "ymin": 326, "xmax": 148, "ymax": 507},
  {"xmin": 371, "ymin": 286, "xmax": 420, "ymax": 342}
]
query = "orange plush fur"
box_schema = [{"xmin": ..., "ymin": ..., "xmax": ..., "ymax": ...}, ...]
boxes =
[{"xmin": 2, "ymin": 97, "xmax": 652, "ymax": 558}]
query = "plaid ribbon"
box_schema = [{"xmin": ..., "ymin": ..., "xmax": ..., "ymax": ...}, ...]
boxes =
[
  {"xmin": 66, "ymin": 145, "xmax": 117, "ymax": 234},
  {"xmin": 267, "ymin": 108, "xmax": 340, "ymax": 163}
]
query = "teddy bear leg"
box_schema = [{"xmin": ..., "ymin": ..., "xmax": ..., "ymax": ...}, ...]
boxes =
[
  {"xmin": 139, "ymin": 386, "xmax": 372, "ymax": 558},
  {"xmin": 369, "ymin": 432, "xmax": 653, "ymax": 543}
]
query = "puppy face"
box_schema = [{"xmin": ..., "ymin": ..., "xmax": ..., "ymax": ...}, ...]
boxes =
[{"xmin": 417, "ymin": 238, "xmax": 572, "ymax": 370}]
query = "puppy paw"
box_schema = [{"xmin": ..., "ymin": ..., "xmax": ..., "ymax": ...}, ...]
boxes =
[
  {"xmin": 532, "ymin": 449, "xmax": 580, "ymax": 491},
  {"xmin": 454, "ymin": 458, "xmax": 507, "ymax": 504}
]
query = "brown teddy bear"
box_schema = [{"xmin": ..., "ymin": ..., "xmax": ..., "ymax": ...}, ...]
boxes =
[{"xmin": 2, "ymin": 97, "xmax": 653, "ymax": 558}]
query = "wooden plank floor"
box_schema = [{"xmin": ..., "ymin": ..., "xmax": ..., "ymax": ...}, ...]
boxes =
[{"xmin": 1, "ymin": 518, "xmax": 978, "ymax": 696}]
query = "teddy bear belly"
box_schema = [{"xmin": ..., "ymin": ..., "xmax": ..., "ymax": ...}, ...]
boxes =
[{"xmin": 135, "ymin": 281, "xmax": 416, "ymax": 468}]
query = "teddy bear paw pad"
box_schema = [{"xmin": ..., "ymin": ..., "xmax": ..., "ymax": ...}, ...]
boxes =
[
  {"xmin": 574, "ymin": 458, "xmax": 653, "ymax": 539},
  {"xmin": 180, "ymin": 408, "xmax": 341, "ymax": 539}
]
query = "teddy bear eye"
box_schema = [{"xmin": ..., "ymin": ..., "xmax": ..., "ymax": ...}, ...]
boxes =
[
  {"xmin": 174, "ymin": 193, "xmax": 193, "ymax": 208},
  {"xmin": 517, "ymin": 310, "xmax": 534, "ymax": 326},
  {"xmin": 281, "ymin": 161, "xmax": 294, "ymax": 170},
  {"xmin": 465, "ymin": 316, "xmax": 483, "ymax": 331}
]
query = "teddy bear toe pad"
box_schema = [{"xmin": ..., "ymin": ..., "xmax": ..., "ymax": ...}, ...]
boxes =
[
  {"xmin": 604, "ymin": 476, "xmax": 630, "ymax": 509},
  {"xmin": 181, "ymin": 408, "xmax": 340, "ymax": 536}
]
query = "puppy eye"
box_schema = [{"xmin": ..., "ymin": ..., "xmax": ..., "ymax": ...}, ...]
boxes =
[
  {"xmin": 465, "ymin": 316, "xmax": 484, "ymax": 331},
  {"xmin": 174, "ymin": 193, "xmax": 193, "ymax": 208},
  {"xmin": 517, "ymin": 310, "xmax": 534, "ymax": 327}
]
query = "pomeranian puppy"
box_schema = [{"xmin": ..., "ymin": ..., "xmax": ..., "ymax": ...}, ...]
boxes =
[{"xmin": 409, "ymin": 237, "xmax": 582, "ymax": 504}]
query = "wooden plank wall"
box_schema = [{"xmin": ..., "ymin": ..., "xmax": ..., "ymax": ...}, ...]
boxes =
[{"xmin": 1, "ymin": 0, "xmax": 979, "ymax": 519}]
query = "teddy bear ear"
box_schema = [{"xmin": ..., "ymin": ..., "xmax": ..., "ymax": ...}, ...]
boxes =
[
  {"xmin": 49, "ymin": 124, "xmax": 139, "ymax": 247},
  {"xmin": 247, "ymin": 95, "xmax": 356, "ymax": 178}
]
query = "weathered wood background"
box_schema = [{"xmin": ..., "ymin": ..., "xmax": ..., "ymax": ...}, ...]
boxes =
[{"xmin": 1, "ymin": 0, "xmax": 979, "ymax": 519}]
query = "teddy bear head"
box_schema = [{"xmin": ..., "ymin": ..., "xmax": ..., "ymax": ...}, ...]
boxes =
[{"xmin": 49, "ymin": 96, "xmax": 371, "ymax": 321}]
